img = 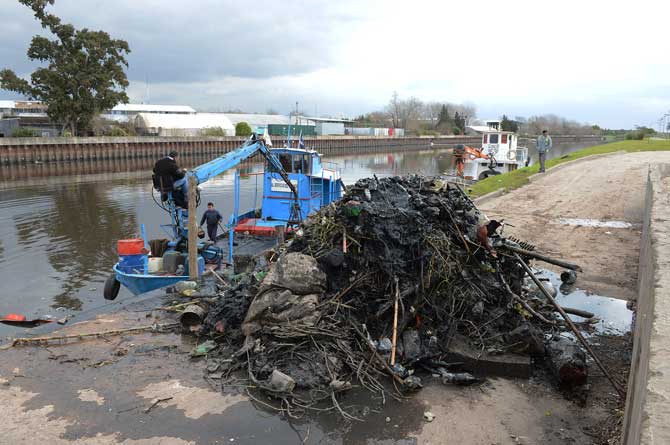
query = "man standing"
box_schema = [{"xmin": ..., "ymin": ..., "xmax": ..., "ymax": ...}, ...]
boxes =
[
  {"xmin": 536, "ymin": 130, "xmax": 552, "ymax": 173},
  {"xmin": 200, "ymin": 202, "xmax": 223, "ymax": 241}
]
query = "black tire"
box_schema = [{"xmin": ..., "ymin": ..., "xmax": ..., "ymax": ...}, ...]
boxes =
[
  {"xmin": 479, "ymin": 169, "xmax": 501, "ymax": 180},
  {"xmin": 104, "ymin": 274, "xmax": 121, "ymax": 300}
]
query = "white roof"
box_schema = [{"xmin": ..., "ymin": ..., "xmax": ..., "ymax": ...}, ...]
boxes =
[
  {"xmin": 0, "ymin": 100, "xmax": 16, "ymax": 108},
  {"xmin": 466, "ymin": 125, "xmax": 492, "ymax": 133},
  {"xmin": 135, "ymin": 112, "xmax": 234, "ymax": 130},
  {"xmin": 112, "ymin": 103, "xmax": 196, "ymax": 113},
  {"xmin": 224, "ymin": 113, "xmax": 292, "ymax": 127}
]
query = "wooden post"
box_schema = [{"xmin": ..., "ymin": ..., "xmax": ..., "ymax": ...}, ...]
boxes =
[{"xmin": 188, "ymin": 175, "xmax": 199, "ymax": 280}]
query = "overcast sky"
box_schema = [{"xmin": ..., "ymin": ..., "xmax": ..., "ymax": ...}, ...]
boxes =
[{"xmin": 1, "ymin": 0, "xmax": 668, "ymax": 128}]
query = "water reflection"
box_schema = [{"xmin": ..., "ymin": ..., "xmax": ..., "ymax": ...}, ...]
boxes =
[{"xmin": 12, "ymin": 183, "xmax": 137, "ymax": 309}]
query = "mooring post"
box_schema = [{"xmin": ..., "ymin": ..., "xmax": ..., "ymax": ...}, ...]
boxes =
[{"xmin": 188, "ymin": 174, "xmax": 199, "ymax": 280}]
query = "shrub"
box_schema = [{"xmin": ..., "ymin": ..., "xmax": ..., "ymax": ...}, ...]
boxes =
[
  {"xmin": 107, "ymin": 126, "xmax": 128, "ymax": 136},
  {"xmin": 202, "ymin": 127, "xmax": 227, "ymax": 137},
  {"xmin": 11, "ymin": 127, "xmax": 38, "ymax": 137},
  {"xmin": 235, "ymin": 122, "xmax": 252, "ymax": 137},
  {"xmin": 625, "ymin": 130, "xmax": 645, "ymax": 140}
]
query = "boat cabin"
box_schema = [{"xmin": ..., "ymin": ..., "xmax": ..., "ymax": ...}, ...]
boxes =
[
  {"xmin": 235, "ymin": 148, "xmax": 343, "ymax": 234},
  {"xmin": 462, "ymin": 120, "xmax": 528, "ymax": 180}
]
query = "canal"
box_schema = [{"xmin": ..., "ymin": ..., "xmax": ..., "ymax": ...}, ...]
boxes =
[{"xmin": 0, "ymin": 141, "xmax": 598, "ymax": 338}]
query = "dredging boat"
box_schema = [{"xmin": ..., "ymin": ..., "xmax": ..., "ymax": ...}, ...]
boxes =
[
  {"xmin": 460, "ymin": 120, "xmax": 529, "ymax": 181},
  {"xmin": 104, "ymin": 134, "xmax": 345, "ymax": 299}
]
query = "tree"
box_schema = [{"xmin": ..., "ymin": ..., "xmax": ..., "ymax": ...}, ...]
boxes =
[
  {"xmin": 0, "ymin": 0, "xmax": 130, "ymax": 135},
  {"xmin": 235, "ymin": 122, "xmax": 253, "ymax": 136},
  {"xmin": 500, "ymin": 115, "xmax": 519, "ymax": 132},
  {"xmin": 453, "ymin": 111, "xmax": 466, "ymax": 134}
]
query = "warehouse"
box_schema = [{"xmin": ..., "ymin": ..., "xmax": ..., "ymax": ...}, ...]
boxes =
[{"xmin": 134, "ymin": 112, "xmax": 234, "ymax": 137}]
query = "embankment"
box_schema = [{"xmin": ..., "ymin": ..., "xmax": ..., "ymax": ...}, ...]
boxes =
[
  {"xmin": 623, "ymin": 163, "xmax": 670, "ymax": 444},
  {"xmin": 0, "ymin": 135, "xmax": 603, "ymax": 165}
]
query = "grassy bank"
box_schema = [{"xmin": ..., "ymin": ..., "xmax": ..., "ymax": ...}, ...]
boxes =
[{"xmin": 468, "ymin": 139, "xmax": 670, "ymax": 198}]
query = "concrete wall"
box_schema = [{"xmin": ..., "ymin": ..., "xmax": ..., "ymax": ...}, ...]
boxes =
[{"xmin": 623, "ymin": 164, "xmax": 670, "ymax": 444}]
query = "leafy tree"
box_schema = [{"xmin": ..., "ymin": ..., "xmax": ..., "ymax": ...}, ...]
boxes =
[
  {"xmin": 0, "ymin": 0, "xmax": 130, "ymax": 135},
  {"xmin": 235, "ymin": 121, "xmax": 253, "ymax": 136},
  {"xmin": 437, "ymin": 105, "xmax": 451, "ymax": 127},
  {"xmin": 500, "ymin": 115, "xmax": 519, "ymax": 132},
  {"xmin": 453, "ymin": 111, "xmax": 466, "ymax": 134}
]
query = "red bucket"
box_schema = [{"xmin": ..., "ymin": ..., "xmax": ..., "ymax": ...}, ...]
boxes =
[{"xmin": 117, "ymin": 238, "xmax": 145, "ymax": 255}]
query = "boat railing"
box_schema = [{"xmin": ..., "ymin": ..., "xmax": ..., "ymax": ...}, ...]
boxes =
[{"xmin": 516, "ymin": 147, "xmax": 528, "ymax": 164}]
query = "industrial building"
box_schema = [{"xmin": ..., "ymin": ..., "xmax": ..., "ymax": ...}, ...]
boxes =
[
  {"xmin": 102, "ymin": 104, "xmax": 197, "ymax": 123},
  {"xmin": 134, "ymin": 112, "xmax": 235, "ymax": 137}
]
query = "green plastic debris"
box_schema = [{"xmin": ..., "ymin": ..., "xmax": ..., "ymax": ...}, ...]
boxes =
[
  {"xmin": 191, "ymin": 340, "xmax": 217, "ymax": 357},
  {"xmin": 253, "ymin": 271, "xmax": 267, "ymax": 282}
]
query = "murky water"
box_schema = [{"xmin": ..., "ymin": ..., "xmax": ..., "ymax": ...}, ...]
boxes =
[
  {"xmin": 534, "ymin": 269, "xmax": 633, "ymax": 335},
  {"xmin": 558, "ymin": 218, "xmax": 635, "ymax": 229},
  {"xmin": 0, "ymin": 141, "xmax": 600, "ymax": 338}
]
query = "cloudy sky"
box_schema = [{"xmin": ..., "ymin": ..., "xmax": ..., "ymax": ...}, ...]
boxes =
[{"xmin": 1, "ymin": 0, "xmax": 668, "ymax": 128}]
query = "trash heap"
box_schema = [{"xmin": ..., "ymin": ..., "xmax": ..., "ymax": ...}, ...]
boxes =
[{"xmin": 200, "ymin": 175, "xmax": 586, "ymax": 412}]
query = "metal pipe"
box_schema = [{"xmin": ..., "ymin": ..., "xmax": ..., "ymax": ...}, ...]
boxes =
[
  {"xmin": 514, "ymin": 253, "xmax": 625, "ymax": 397},
  {"xmin": 503, "ymin": 243, "xmax": 582, "ymax": 271}
]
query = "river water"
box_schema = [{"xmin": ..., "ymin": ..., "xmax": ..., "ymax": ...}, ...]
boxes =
[{"xmin": 0, "ymin": 141, "xmax": 596, "ymax": 338}]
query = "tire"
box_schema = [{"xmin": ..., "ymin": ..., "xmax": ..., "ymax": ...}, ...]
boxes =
[
  {"xmin": 104, "ymin": 274, "xmax": 121, "ymax": 300},
  {"xmin": 478, "ymin": 170, "xmax": 501, "ymax": 180}
]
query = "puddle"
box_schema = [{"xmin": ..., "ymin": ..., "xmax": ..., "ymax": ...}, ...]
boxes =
[
  {"xmin": 556, "ymin": 218, "xmax": 635, "ymax": 229},
  {"xmin": 533, "ymin": 270, "xmax": 633, "ymax": 335}
]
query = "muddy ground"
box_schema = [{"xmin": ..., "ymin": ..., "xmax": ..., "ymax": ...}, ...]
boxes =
[
  {"xmin": 0, "ymin": 307, "xmax": 627, "ymax": 445},
  {"xmin": 479, "ymin": 151, "xmax": 670, "ymax": 301},
  {"xmin": 1, "ymin": 152, "xmax": 657, "ymax": 444}
]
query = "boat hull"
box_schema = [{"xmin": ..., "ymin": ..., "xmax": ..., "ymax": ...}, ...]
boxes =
[{"xmin": 113, "ymin": 264, "xmax": 187, "ymax": 296}]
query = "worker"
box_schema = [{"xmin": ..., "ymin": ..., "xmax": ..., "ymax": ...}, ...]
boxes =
[
  {"xmin": 153, "ymin": 151, "xmax": 187, "ymax": 207},
  {"xmin": 200, "ymin": 202, "xmax": 223, "ymax": 241},
  {"xmin": 536, "ymin": 130, "xmax": 552, "ymax": 173},
  {"xmin": 453, "ymin": 144, "xmax": 466, "ymax": 177},
  {"xmin": 468, "ymin": 208, "xmax": 498, "ymax": 258}
]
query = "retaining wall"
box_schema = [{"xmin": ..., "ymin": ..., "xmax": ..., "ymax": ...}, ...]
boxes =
[
  {"xmin": 0, "ymin": 135, "xmax": 604, "ymax": 165},
  {"xmin": 622, "ymin": 163, "xmax": 670, "ymax": 444}
]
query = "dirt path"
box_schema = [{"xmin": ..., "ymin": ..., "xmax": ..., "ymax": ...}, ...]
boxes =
[{"xmin": 479, "ymin": 151, "xmax": 670, "ymax": 300}]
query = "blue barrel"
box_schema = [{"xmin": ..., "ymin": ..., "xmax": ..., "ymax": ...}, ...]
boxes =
[{"xmin": 118, "ymin": 254, "xmax": 146, "ymax": 274}]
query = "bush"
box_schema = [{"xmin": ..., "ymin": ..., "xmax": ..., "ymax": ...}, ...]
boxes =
[
  {"xmin": 452, "ymin": 127, "xmax": 462, "ymax": 135},
  {"xmin": 235, "ymin": 122, "xmax": 252, "ymax": 137},
  {"xmin": 11, "ymin": 127, "xmax": 38, "ymax": 137},
  {"xmin": 625, "ymin": 130, "xmax": 645, "ymax": 140},
  {"xmin": 202, "ymin": 127, "xmax": 227, "ymax": 137},
  {"xmin": 107, "ymin": 126, "xmax": 128, "ymax": 136}
]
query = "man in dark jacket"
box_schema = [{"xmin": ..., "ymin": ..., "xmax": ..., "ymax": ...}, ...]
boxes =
[
  {"xmin": 200, "ymin": 202, "xmax": 223, "ymax": 241},
  {"xmin": 153, "ymin": 151, "xmax": 180, "ymax": 191}
]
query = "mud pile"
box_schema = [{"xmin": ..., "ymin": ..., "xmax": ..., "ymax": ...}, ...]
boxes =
[{"xmin": 201, "ymin": 175, "xmax": 582, "ymax": 412}]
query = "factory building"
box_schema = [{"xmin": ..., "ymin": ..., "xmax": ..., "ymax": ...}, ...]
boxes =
[{"xmin": 134, "ymin": 112, "xmax": 235, "ymax": 137}]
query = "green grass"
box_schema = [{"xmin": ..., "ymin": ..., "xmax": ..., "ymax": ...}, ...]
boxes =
[{"xmin": 468, "ymin": 138, "xmax": 670, "ymax": 198}]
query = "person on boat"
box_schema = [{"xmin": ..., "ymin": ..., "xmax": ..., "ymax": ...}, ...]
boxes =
[
  {"xmin": 536, "ymin": 130, "xmax": 552, "ymax": 173},
  {"xmin": 153, "ymin": 151, "xmax": 187, "ymax": 207},
  {"xmin": 200, "ymin": 202, "xmax": 223, "ymax": 241}
]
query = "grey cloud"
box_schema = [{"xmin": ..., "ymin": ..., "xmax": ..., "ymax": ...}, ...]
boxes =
[{"xmin": 0, "ymin": 0, "xmax": 359, "ymax": 83}]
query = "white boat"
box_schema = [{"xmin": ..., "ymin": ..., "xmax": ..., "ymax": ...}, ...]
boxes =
[{"xmin": 461, "ymin": 120, "xmax": 528, "ymax": 180}]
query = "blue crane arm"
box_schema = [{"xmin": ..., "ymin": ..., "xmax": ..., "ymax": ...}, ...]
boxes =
[
  {"xmin": 187, "ymin": 138, "xmax": 301, "ymax": 213},
  {"xmin": 189, "ymin": 139, "xmax": 265, "ymax": 185}
]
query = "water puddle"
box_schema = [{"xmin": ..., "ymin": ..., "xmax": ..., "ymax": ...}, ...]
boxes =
[
  {"xmin": 557, "ymin": 218, "xmax": 635, "ymax": 229},
  {"xmin": 533, "ymin": 269, "xmax": 633, "ymax": 336}
]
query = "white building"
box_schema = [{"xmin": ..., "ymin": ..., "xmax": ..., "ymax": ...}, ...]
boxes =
[
  {"xmin": 134, "ymin": 112, "xmax": 235, "ymax": 137},
  {"xmin": 0, "ymin": 100, "xmax": 48, "ymax": 118},
  {"xmin": 102, "ymin": 104, "xmax": 196, "ymax": 123}
]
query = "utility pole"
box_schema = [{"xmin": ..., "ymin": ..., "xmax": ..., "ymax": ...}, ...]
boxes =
[{"xmin": 188, "ymin": 175, "xmax": 199, "ymax": 280}]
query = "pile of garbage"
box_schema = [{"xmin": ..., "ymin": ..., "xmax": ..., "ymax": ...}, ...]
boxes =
[{"xmin": 190, "ymin": 175, "xmax": 594, "ymax": 413}]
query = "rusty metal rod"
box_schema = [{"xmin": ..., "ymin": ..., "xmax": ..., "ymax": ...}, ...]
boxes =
[
  {"xmin": 504, "ymin": 244, "xmax": 582, "ymax": 271},
  {"xmin": 514, "ymin": 253, "xmax": 625, "ymax": 397}
]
